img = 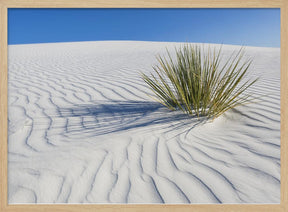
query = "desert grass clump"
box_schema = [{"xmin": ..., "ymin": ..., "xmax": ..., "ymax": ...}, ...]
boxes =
[{"xmin": 141, "ymin": 44, "xmax": 258, "ymax": 119}]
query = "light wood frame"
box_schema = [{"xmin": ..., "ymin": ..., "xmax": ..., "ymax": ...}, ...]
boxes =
[{"xmin": 0, "ymin": 0, "xmax": 287, "ymax": 211}]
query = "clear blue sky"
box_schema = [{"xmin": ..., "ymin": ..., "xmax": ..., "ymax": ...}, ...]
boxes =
[{"xmin": 8, "ymin": 8, "xmax": 280, "ymax": 47}]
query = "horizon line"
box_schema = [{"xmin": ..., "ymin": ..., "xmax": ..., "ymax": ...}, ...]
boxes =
[{"xmin": 8, "ymin": 39, "xmax": 280, "ymax": 48}]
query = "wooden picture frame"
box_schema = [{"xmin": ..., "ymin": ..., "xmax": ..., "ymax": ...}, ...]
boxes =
[{"xmin": 0, "ymin": 0, "xmax": 287, "ymax": 211}]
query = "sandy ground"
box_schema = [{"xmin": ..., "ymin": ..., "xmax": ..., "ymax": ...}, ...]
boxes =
[{"xmin": 8, "ymin": 41, "xmax": 280, "ymax": 204}]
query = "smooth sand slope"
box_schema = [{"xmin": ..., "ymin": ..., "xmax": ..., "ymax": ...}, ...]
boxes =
[{"xmin": 8, "ymin": 41, "xmax": 280, "ymax": 204}]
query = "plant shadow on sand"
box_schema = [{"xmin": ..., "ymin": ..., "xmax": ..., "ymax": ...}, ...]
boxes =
[{"xmin": 55, "ymin": 101, "xmax": 206, "ymax": 137}]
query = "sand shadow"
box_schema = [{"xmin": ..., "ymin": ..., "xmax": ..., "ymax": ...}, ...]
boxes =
[{"xmin": 54, "ymin": 101, "xmax": 204, "ymax": 137}]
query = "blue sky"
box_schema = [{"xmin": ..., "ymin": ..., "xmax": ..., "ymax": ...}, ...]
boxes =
[{"xmin": 8, "ymin": 8, "xmax": 280, "ymax": 47}]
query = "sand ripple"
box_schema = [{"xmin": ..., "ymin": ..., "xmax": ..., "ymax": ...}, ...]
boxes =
[{"xmin": 8, "ymin": 41, "xmax": 280, "ymax": 203}]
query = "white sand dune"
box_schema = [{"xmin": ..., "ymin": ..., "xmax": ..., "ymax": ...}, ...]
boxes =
[{"xmin": 8, "ymin": 41, "xmax": 280, "ymax": 204}]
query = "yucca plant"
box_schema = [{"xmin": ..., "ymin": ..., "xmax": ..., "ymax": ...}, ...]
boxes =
[{"xmin": 141, "ymin": 44, "xmax": 258, "ymax": 119}]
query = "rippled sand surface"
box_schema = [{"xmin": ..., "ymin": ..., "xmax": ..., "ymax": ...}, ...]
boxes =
[{"xmin": 8, "ymin": 41, "xmax": 280, "ymax": 203}]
